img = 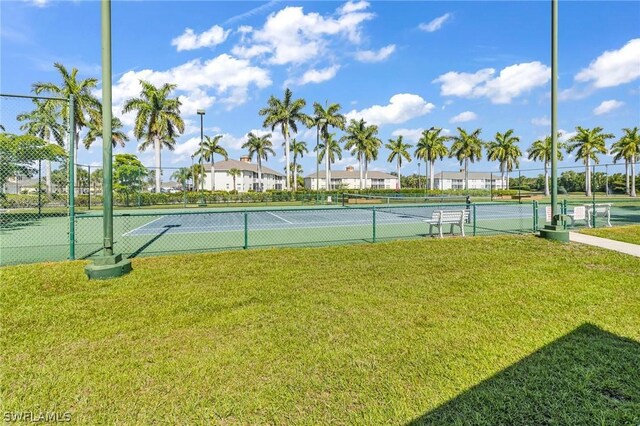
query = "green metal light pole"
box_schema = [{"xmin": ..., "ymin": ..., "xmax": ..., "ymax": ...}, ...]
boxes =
[
  {"xmin": 85, "ymin": 0, "xmax": 132, "ymax": 278},
  {"xmin": 540, "ymin": 0, "xmax": 569, "ymax": 242},
  {"xmin": 197, "ymin": 109, "xmax": 206, "ymax": 206}
]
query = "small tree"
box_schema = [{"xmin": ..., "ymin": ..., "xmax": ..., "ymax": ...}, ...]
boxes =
[{"xmin": 113, "ymin": 154, "xmax": 147, "ymax": 206}]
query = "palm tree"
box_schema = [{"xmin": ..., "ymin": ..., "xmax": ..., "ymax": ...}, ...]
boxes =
[
  {"xmin": 242, "ymin": 132, "xmax": 275, "ymax": 192},
  {"xmin": 16, "ymin": 99, "xmax": 66, "ymax": 193},
  {"xmin": 171, "ymin": 167, "xmax": 192, "ymax": 192},
  {"xmin": 33, "ymin": 62, "xmax": 100, "ymax": 194},
  {"xmin": 227, "ymin": 168, "xmax": 242, "ymax": 192},
  {"xmin": 194, "ymin": 135, "xmax": 228, "ymax": 191},
  {"xmin": 313, "ymin": 102, "xmax": 346, "ymax": 190},
  {"xmin": 486, "ymin": 129, "xmax": 522, "ymax": 189},
  {"xmin": 414, "ymin": 128, "xmax": 450, "ymax": 191},
  {"xmin": 316, "ymin": 133, "xmax": 343, "ymax": 174},
  {"xmin": 611, "ymin": 127, "xmax": 639, "ymax": 197},
  {"xmin": 122, "ymin": 80, "xmax": 185, "ymax": 193},
  {"xmin": 566, "ymin": 126, "xmax": 614, "ymax": 196},
  {"xmin": 191, "ymin": 163, "xmax": 205, "ymax": 192},
  {"xmin": 527, "ymin": 134, "xmax": 564, "ymax": 196},
  {"xmin": 289, "ymin": 138, "xmax": 308, "ymax": 190},
  {"xmin": 83, "ymin": 104, "xmax": 129, "ymax": 150},
  {"xmin": 259, "ymin": 88, "xmax": 313, "ymax": 191},
  {"xmin": 385, "ymin": 136, "xmax": 412, "ymax": 190},
  {"xmin": 449, "ymin": 128, "xmax": 484, "ymax": 190},
  {"xmin": 341, "ymin": 119, "xmax": 381, "ymax": 189}
]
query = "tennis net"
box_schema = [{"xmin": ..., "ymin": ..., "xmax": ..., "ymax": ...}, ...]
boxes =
[{"xmin": 342, "ymin": 193, "xmax": 469, "ymax": 207}]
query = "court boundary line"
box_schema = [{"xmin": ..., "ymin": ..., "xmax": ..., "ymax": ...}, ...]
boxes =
[
  {"xmin": 266, "ymin": 211, "xmax": 293, "ymax": 224},
  {"xmin": 122, "ymin": 216, "xmax": 165, "ymax": 237}
]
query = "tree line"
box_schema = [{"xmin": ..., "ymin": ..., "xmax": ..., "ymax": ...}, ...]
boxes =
[{"xmin": 4, "ymin": 62, "xmax": 639, "ymax": 197}]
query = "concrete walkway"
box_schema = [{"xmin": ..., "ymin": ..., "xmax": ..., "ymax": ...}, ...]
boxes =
[{"xmin": 569, "ymin": 232, "xmax": 640, "ymax": 257}]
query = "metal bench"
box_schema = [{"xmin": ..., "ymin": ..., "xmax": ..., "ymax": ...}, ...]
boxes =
[
  {"xmin": 424, "ymin": 209, "xmax": 469, "ymax": 238},
  {"xmin": 567, "ymin": 203, "xmax": 612, "ymax": 228}
]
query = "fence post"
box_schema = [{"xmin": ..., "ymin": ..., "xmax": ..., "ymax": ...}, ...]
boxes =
[
  {"xmin": 562, "ymin": 199, "xmax": 567, "ymax": 215},
  {"xmin": 38, "ymin": 159, "xmax": 42, "ymax": 218},
  {"xmin": 490, "ymin": 172, "xmax": 493, "ymax": 201},
  {"xmin": 87, "ymin": 164, "xmax": 91, "ymax": 210},
  {"xmin": 592, "ymin": 199, "xmax": 597, "ymax": 228},
  {"xmin": 68, "ymin": 94, "xmax": 75, "ymax": 260},
  {"xmin": 533, "ymin": 200, "xmax": 538, "ymax": 232},
  {"xmin": 243, "ymin": 211, "xmax": 248, "ymax": 249},
  {"xmin": 372, "ymin": 206, "xmax": 376, "ymax": 243},
  {"xmin": 473, "ymin": 203, "xmax": 477, "ymax": 236}
]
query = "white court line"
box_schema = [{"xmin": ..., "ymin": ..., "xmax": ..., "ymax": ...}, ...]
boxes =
[
  {"xmin": 122, "ymin": 216, "xmax": 165, "ymax": 237},
  {"xmin": 266, "ymin": 211, "xmax": 293, "ymax": 224}
]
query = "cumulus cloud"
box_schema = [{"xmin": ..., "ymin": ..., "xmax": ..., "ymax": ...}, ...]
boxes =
[
  {"xmin": 171, "ymin": 25, "xmax": 230, "ymax": 51},
  {"xmin": 575, "ymin": 39, "xmax": 640, "ymax": 88},
  {"xmin": 531, "ymin": 116, "xmax": 551, "ymax": 126},
  {"xmin": 289, "ymin": 65, "xmax": 341, "ymax": 86},
  {"xmin": 433, "ymin": 62, "xmax": 550, "ymax": 104},
  {"xmin": 346, "ymin": 94, "xmax": 435, "ymax": 126},
  {"xmin": 450, "ymin": 111, "xmax": 477, "ymax": 123},
  {"xmin": 419, "ymin": 13, "xmax": 452, "ymax": 32},
  {"xmin": 232, "ymin": 3, "xmax": 374, "ymax": 65},
  {"xmin": 354, "ymin": 44, "xmax": 396, "ymax": 63},
  {"xmin": 593, "ymin": 99, "xmax": 624, "ymax": 115}
]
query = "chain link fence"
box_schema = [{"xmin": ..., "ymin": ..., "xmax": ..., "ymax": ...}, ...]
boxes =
[{"xmin": 1, "ymin": 94, "xmax": 72, "ymax": 265}]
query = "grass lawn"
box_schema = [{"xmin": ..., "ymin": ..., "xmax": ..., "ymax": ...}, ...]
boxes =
[
  {"xmin": 1, "ymin": 236, "xmax": 639, "ymax": 424},
  {"xmin": 581, "ymin": 224, "xmax": 640, "ymax": 246}
]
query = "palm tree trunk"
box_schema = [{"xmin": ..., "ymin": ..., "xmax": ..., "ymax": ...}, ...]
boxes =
[
  {"xmin": 544, "ymin": 161, "xmax": 550, "ymax": 197},
  {"xmin": 73, "ymin": 129, "xmax": 79, "ymax": 196},
  {"xmin": 430, "ymin": 160, "xmax": 435, "ymax": 191},
  {"xmin": 397, "ymin": 159, "xmax": 401, "ymax": 190},
  {"xmin": 625, "ymin": 160, "xmax": 630, "ymax": 195},
  {"xmin": 631, "ymin": 160, "xmax": 637, "ymax": 197},
  {"xmin": 155, "ymin": 136, "xmax": 162, "ymax": 193},
  {"xmin": 585, "ymin": 157, "xmax": 591, "ymax": 197},
  {"xmin": 365, "ymin": 160, "xmax": 369, "ymax": 189},
  {"xmin": 501, "ymin": 164, "xmax": 505, "ymax": 191},
  {"xmin": 293, "ymin": 156, "xmax": 298, "ymax": 191},
  {"xmin": 359, "ymin": 154, "xmax": 363, "ymax": 190},
  {"xmin": 325, "ymin": 139, "xmax": 330, "ymax": 191},
  {"xmin": 258, "ymin": 158, "xmax": 263, "ymax": 192},
  {"xmin": 465, "ymin": 158, "xmax": 469, "ymax": 190},
  {"xmin": 284, "ymin": 129, "xmax": 290, "ymax": 191},
  {"xmin": 211, "ymin": 158, "xmax": 215, "ymax": 191}
]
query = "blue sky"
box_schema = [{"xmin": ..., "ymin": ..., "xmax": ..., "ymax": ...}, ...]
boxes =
[{"xmin": 1, "ymin": 0, "xmax": 639, "ymax": 177}]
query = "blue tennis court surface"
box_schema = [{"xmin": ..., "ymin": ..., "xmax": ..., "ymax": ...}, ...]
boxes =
[{"xmin": 124, "ymin": 204, "xmax": 535, "ymax": 236}]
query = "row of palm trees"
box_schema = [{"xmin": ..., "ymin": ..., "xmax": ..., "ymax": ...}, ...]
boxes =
[{"xmin": 17, "ymin": 63, "xmax": 639, "ymax": 197}]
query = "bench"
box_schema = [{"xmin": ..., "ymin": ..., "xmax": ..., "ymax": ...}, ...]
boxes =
[
  {"xmin": 567, "ymin": 203, "xmax": 612, "ymax": 228},
  {"xmin": 424, "ymin": 209, "xmax": 469, "ymax": 238}
]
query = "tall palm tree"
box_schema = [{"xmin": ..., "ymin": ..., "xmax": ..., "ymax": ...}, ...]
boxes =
[
  {"xmin": 17, "ymin": 99, "xmax": 67, "ymax": 193},
  {"xmin": 313, "ymin": 102, "xmax": 346, "ymax": 190},
  {"xmin": 171, "ymin": 167, "xmax": 192, "ymax": 192},
  {"xmin": 341, "ymin": 119, "xmax": 381, "ymax": 189},
  {"xmin": 83, "ymin": 109, "xmax": 129, "ymax": 149},
  {"xmin": 385, "ymin": 136, "xmax": 412, "ymax": 190},
  {"xmin": 316, "ymin": 133, "xmax": 343, "ymax": 174},
  {"xmin": 414, "ymin": 128, "xmax": 450, "ymax": 191},
  {"xmin": 486, "ymin": 129, "xmax": 522, "ymax": 189},
  {"xmin": 122, "ymin": 80, "xmax": 185, "ymax": 193},
  {"xmin": 33, "ymin": 62, "xmax": 100, "ymax": 194},
  {"xmin": 566, "ymin": 126, "xmax": 614, "ymax": 196},
  {"xmin": 611, "ymin": 127, "xmax": 639, "ymax": 197},
  {"xmin": 194, "ymin": 135, "xmax": 228, "ymax": 191},
  {"xmin": 527, "ymin": 134, "xmax": 564, "ymax": 196},
  {"xmin": 227, "ymin": 168, "xmax": 242, "ymax": 192},
  {"xmin": 259, "ymin": 88, "xmax": 312, "ymax": 191},
  {"xmin": 242, "ymin": 132, "xmax": 275, "ymax": 192},
  {"xmin": 449, "ymin": 128, "xmax": 484, "ymax": 190},
  {"xmin": 191, "ymin": 163, "xmax": 205, "ymax": 192},
  {"xmin": 289, "ymin": 138, "xmax": 308, "ymax": 190}
]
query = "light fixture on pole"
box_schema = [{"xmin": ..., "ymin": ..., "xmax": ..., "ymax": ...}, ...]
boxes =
[
  {"xmin": 316, "ymin": 118, "xmax": 327, "ymax": 203},
  {"xmin": 197, "ymin": 109, "xmax": 206, "ymax": 206}
]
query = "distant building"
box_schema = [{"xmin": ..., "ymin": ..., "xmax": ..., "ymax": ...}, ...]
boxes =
[
  {"xmin": 433, "ymin": 171, "xmax": 506, "ymax": 190},
  {"xmin": 2, "ymin": 176, "xmax": 40, "ymax": 194},
  {"xmin": 304, "ymin": 166, "xmax": 399, "ymax": 190},
  {"xmin": 202, "ymin": 156, "xmax": 285, "ymax": 192}
]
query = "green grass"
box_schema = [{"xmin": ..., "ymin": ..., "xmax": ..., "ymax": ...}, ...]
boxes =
[
  {"xmin": 581, "ymin": 224, "xmax": 640, "ymax": 245},
  {"xmin": 2, "ymin": 236, "xmax": 639, "ymax": 424}
]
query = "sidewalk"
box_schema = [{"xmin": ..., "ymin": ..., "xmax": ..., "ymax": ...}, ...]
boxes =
[{"xmin": 569, "ymin": 232, "xmax": 640, "ymax": 257}]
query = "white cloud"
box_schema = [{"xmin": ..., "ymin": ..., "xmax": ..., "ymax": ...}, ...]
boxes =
[
  {"xmin": 290, "ymin": 65, "xmax": 341, "ymax": 86},
  {"xmin": 419, "ymin": 13, "xmax": 452, "ymax": 32},
  {"xmin": 391, "ymin": 128, "xmax": 424, "ymax": 142},
  {"xmin": 531, "ymin": 116, "xmax": 551, "ymax": 126},
  {"xmin": 575, "ymin": 39, "xmax": 640, "ymax": 88},
  {"xmin": 171, "ymin": 25, "xmax": 231, "ymax": 51},
  {"xmin": 558, "ymin": 129, "xmax": 577, "ymax": 143},
  {"xmin": 450, "ymin": 111, "xmax": 477, "ymax": 123},
  {"xmin": 232, "ymin": 3, "xmax": 374, "ymax": 65},
  {"xmin": 346, "ymin": 94, "xmax": 435, "ymax": 126},
  {"xmin": 593, "ymin": 99, "xmax": 624, "ymax": 115},
  {"xmin": 24, "ymin": 0, "xmax": 48, "ymax": 7},
  {"xmin": 433, "ymin": 62, "xmax": 550, "ymax": 104},
  {"xmin": 172, "ymin": 137, "xmax": 202, "ymax": 163},
  {"xmin": 355, "ymin": 44, "xmax": 396, "ymax": 63}
]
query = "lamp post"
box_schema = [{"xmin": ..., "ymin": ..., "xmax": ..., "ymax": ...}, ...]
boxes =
[
  {"xmin": 417, "ymin": 162, "xmax": 421, "ymax": 189},
  {"xmin": 197, "ymin": 109, "xmax": 206, "ymax": 206},
  {"xmin": 316, "ymin": 118, "xmax": 327, "ymax": 203}
]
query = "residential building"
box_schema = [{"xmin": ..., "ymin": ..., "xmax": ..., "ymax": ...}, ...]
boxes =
[
  {"xmin": 432, "ymin": 171, "xmax": 507, "ymax": 190},
  {"xmin": 304, "ymin": 166, "xmax": 399, "ymax": 190},
  {"xmin": 201, "ymin": 156, "xmax": 285, "ymax": 192}
]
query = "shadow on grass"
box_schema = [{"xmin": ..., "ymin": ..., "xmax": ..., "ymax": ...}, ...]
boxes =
[
  {"xmin": 407, "ymin": 323, "xmax": 640, "ymax": 425},
  {"xmin": 127, "ymin": 224, "xmax": 180, "ymax": 259}
]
